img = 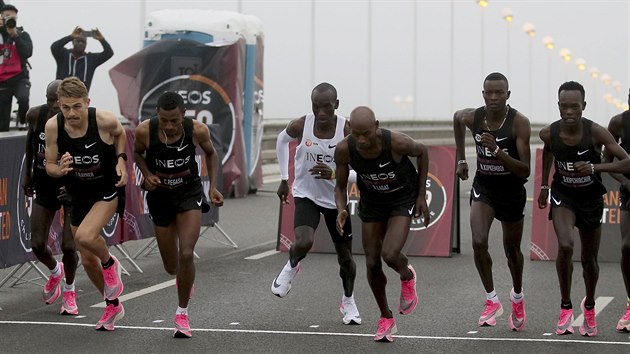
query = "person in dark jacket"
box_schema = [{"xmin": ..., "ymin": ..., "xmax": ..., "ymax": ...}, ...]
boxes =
[
  {"xmin": 0, "ymin": 4, "xmax": 32, "ymax": 132},
  {"xmin": 50, "ymin": 26, "xmax": 113, "ymax": 92}
]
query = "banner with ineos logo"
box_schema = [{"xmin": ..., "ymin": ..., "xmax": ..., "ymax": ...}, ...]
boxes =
[{"xmin": 277, "ymin": 144, "xmax": 457, "ymax": 257}]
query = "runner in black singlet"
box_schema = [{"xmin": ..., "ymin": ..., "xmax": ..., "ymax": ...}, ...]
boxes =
[{"xmin": 538, "ymin": 81, "xmax": 630, "ymax": 337}]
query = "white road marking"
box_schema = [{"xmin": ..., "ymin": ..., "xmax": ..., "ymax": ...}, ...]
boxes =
[
  {"xmin": 245, "ymin": 249, "xmax": 279, "ymax": 260},
  {"xmin": 91, "ymin": 279, "xmax": 176, "ymax": 308},
  {"xmin": 309, "ymin": 325, "xmax": 319, "ymax": 328},
  {"xmin": 543, "ymin": 333, "xmax": 553, "ymax": 336},
  {"xmin": 467, "ymin": 331, "xmax": 478, "ymax": 334},
  {"xmin": 153, "ymin": 320, "xmax": 164, "ymax": 323},
  {"xmin": 74, "ymin": 315, "xmax": 86, "ymax": 319},
  {"xmin": 571, "ymin": 296, "xmax": 614, "ymax": 327},
  {"xmin": 230, "ymin": 322, "xmax": 240, "ymax": 326},
  {"xmin": 1, "ymin": 321, "xmax": 630, "ymax": 346}
]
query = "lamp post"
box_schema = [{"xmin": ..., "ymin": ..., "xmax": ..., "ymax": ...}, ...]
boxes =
[
  {"xmin": 477, "ymin": 0, "xmax": 489, "ymax": 81},
  {"xmin": 559, "ymin": 48, "xmax": 572, "ymax": 80},
  {"xmin": 613, "ymin": 81, "xmax": 622, "ymax": 93},
  {"xmin": 602, "ymin": 74, "xmax": 612, "ymax": 118},
  {"xmin": 502, "ymin": 8, "xmax": 513, "ymax": 76},
  {"xmin": 522, "ymin": 22, "xmax": 535, "ymax": 116},
  {"xmin": 542, "ymin": 36, "xmax": 554, "ymax": 118},
  {"xmin": 575, "ymin": 58, "xmax": 586, "ymax": 73},
  {"xmin": 590, "ymin": 67, "xmax": 600, "ymax": 118}
]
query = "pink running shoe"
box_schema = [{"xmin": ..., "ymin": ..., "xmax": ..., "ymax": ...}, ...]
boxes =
[
  {"xmin": 102, "ymin": 255, "xmax": 123, "ymax": 300},
  {"xmin": 43, "ymin": 263, "xmax": 64, "ymax": 304},
  {"xmin": 579, "ymin": 298, "xmax": 597, "ymax": 337},
  {"xmin": 374, "ymin": 317, "xmax": 397, "ymax": 342},
  {"xmin": 508, "ymin": 290, "xmax": 526, "ymax": 331},
  {"xmin": 95, "ymin": 303, "xmax": 125, "ymax": 331},
  {"xmin": 60, "ymin": 290, "xmax": 78, "ymax": 315},
  {"xmin": 174, "ymin": 314, "xmax": 192, "ymax": 338},
  {"xmin": 478, "ymin": 300, "xmax": 503, "ymax": 326},
  {"xmin": 555, "ymin": 308, "xmax": 574, "ymax": 335},
  {"xmin": 616, "ymin": 301, "xmax": 630, "ymax": 332},
  {"xmin": 398, "ymin": 265, "xmax": 418, "ymax": 315}
]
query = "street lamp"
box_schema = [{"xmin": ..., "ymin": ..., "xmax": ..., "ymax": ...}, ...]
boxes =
[
  {"xmin": 590, "ymin": 67, "xmax": 600, "ymax": 117},
  {"xmin": 612, "ymin": 81, "xmax": 622, "ymax": 93},
  {"xmin": 477, "ymin": 0, "xmax": 489, "ymax": 81},
  {"xmin": 542, "ymin": 36, "xmax": 554, "ymax": 118},
  {"xmin": 522, "ymin": 22, "xmax": 535, "ymax": 116},
  {"xmin": 601, "ymin": 74, "xmax": 612, "ymax": 86},
  {"xmin": 559, "ymin": 48, "xmax": 572, "ymax": 80},
  {"xmin": 502, "ymin": 8, "xmax": 513, "ymax": 76},
  {"xmin": 575, "ymin": 58, "xmax": 586, "ymax": 72}
]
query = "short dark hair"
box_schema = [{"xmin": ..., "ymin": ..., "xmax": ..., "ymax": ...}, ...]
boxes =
[
  {"xmin": 558, "ymin": 81, "xmax": 585, "ymax": 100},
  {"xmin": 1, "ymin": 4, "xmax": 18, "ymax": 12},
  {"xmin": 156, "ymin": 91, "xmax": 185, "ymax": 111},
  {"xmin": 312, "ymin": 82, "xmax": 337, "ymax": 100},
  {"xmin": 484, "ymin": 72, "xmax": 509, "ymax": 89}
]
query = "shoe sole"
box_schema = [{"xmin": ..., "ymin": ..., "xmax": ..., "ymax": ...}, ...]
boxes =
[
  {"xmin": 44, "ymin": 286, "xmax": 61, "ymax": 305},
  {"xmin": 374, "ymin": 325, "xmax": 397, "ymax": 342},
  {"xmin": 174, "ymin": 330, "xmax": 192, "ymax": 338},
  {"xmin": 555, "ymin": 327, "xmax": 574, "ymax": 335},
  {"xmin": 60, "ymin": 309, "xmax": 79, "ymax": 316},
  {"xmin": 95, "ymin": 306, "xmax": 125, "ymax": 331},
  {"xmin": 478, "ymin": 306, "xmax": 504, "ymax": 326},
  {"xmin": 508, "ymin": 313, "xmax": 527, "ymax": 331}
]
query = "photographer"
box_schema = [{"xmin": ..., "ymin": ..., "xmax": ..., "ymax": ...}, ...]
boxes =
[
  {"xmin": 51, "ymin": 26, "xmax": 113, "ymax": 92},
  {"xmin": 0, "ymin": 3, "xmax": 32, "ymax": 132}
]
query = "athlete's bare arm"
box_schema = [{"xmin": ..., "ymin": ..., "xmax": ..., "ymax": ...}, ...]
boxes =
[
  {"xmin": 276, "ymin": 116, "xmax": 306, "ymax": 203},
  {"xmin": 602, "ymin": 113, "xmax": 630, "ymax": 188},
  {"xmin": 334, "ymin": 138, "xmax": 351, "ymax": 234},
  {"xmin": 96, "ymin": 109, "xmax": 127, "ymax": 187},
  {"xmin": 22, "ymin": 106, "xmax": 42, "ymax": 196},
  {"xmin": 44, "ymin": 117, "xmax": 73, "ymax": 178},
  {"xmin": 574, "ymin": 123, "xmax": 630, "ymax": 175},
  {"xmin": 133, "ymin": 120, "xmax": 160, "ymax": 191},
  {"xmin": 498, "ymin": 112, "xmax": 531, "ymax": 179},
  {"xmin": 537, "ymin": 125, "xmax": 553, "ymax": 209},
  {"xmin": 453, "ymin": 108, "xmax": 475, "ymax": 180},
  {"xmin": 194, "ymin": 120, "xmax": 224, "ymax": 207}
]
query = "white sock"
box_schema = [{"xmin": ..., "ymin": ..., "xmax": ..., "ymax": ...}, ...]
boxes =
[
  {"xmin": 63, "ymin": 282, "xmax": 75, "ymax": 292},
  {"xmin": 511, "ymin": 289, "xmax": 523, "ymax": 303},
  {"xmin": 285, "ymin": 260, "xmax": 297, "ymax": 270},
  {"xmin": 486, "ymin": 290, "xmax": 499, "ymax": 303},
  {"xmin": 51, "ymin": 261, "xmax": 62, "ymax": 277},
  {"xmin": 176, "ymin": 306, "xmax": 188, "ymax": 315},
  {"xmin": 343, "ymin": 293, "xmax": 354, "ymax": 302}
]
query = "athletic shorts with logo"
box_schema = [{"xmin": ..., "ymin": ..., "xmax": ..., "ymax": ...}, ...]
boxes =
[
  {"xmin": 470, "ymin": 182, "xmax": 526, "ymax": 222},
  {"xmin": 294, "ymin": 197, "xmax": 352, "ymax": 243},
  {"xmin": 548, "ymin": 187, "xmax": 604, "ymax": 230},
  {"xmin": 357, "ymin": 196, "xmax": 416, "ymax": 223},
  {"xmin": 34, "ymin": 184, "xmax": 67, "ymax": 211},
  {"xmin": 70, "ymin": 188, "xmax": 120, "ymax": 227},
  {"xmin": 147, "ymin": 181, "xmax": 208, "ymax": 227}
]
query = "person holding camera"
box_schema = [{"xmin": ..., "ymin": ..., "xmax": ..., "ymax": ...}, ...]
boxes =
[
  {"xmin": 51, "ymin": 26, "xmax": 113, "ymax": 92},
  {"xmin": 0, "ymin": 4, "xmax": 32, "ymax": 132}
]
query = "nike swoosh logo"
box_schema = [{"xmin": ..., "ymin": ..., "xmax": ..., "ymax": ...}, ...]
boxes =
[
  {"xmin": 408, "ymin": 208, "xmax": 414, "ymax": 215},
  {"xmin": 472, "ymin": 188, "xmax": 480, "ymax": 198},
  {"xmin": 103, "ymin": 192, "xmax": 117, "ymax": 200},
  {"xmin": 577, "ymin": 149, "xmax": 589, "ymax": 155},
  {"xmin": 379, "ymin": 162, "xmax": 391, "ymax": 168},
  {"xmin": 272, "ymin": 277, "xmax": 282, "ymax": 289},
  {"xmin": 177, "ymin": 145, "xmax": 189, "ymax": 152},
  {"xmin": 495, "ymin": 137, "xmax": 508, "ymax": 142},
  {"xmin": 197, "ymin": 199, "xmax": 202, "ymax": 206},
  {"xmin": 85, "ymin": 142, "xmax": 96, "ymax": 149},
  {"xmin": 328, "ymin": 144, "xmax": 336, "ymax": 149},
  {"xmin": 552, "ymin": 196, "xmax": 561, "ymax": 205}
]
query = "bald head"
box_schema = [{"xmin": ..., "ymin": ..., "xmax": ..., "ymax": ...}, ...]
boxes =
[
  {"xmin": 46, "ymin": 80, "xmax": 62, "ymax": 98},
  {"xmin": 349, "ymin": 106, "xmax": 376, "ymax": 129}
]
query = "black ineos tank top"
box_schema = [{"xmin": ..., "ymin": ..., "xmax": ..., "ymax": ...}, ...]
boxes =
[
  {"xmin": 471, "ymin": 106, "xmax": 526, "ymax": 194},
  {"xmin": 550, "ymin": 118, "xmax": 606, "ymax": 199},
  {"xmin": 56, "ymin": 107, "xmax": 117, "ymax": 200},
  {"xmin": 146, "ymin": 117, "xmax": 199, "ymax": 189},
  {"xmin": 33, "ymin": 106, "xmax": 64, "ymax": 190},
  {"xmin": 619, "ymin": 110, "xmax": 630, "ymax": 180},
  {"xmin": 348, "ymin": 129, "xmax": 418, "ymax": 207}
]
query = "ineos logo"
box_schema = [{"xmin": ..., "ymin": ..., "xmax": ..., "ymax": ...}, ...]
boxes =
[
  {"xmin": 17, "ymin": 154, "xmax": 33, "ymax": 253},
  {"xmin": 409, "ymin": 173, "xmax": 447, "ymax": 231}
]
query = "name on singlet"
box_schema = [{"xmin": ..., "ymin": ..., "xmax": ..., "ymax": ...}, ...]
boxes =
[
  {"xmin": 75, "ymin": 171, "xmax": 96, "ymax": 178},
  {"xmin": 155, "ymin": 156, "xmax": 191, "ymax": 168},
  {"xmin": 163, "ymin": 177, "xmax": 184, "ymax": 187},
  {"xmin": 562, "ymin": 175, "xmax": 592, "ymax": 185},
  {"xmin": 478, "ymin": 163, "xmax": 506, "ymax": 173}
]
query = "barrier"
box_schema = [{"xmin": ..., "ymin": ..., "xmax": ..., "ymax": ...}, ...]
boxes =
[
  {"xmin": 0, "ymin": 124, "xmax": 228, "ymax": 286},
  {"xmin": 530, "ymin": 148, "xmax": 622, "ymax": 262},
  {"xmin": 277, "ymin": 144, "xmax": 459, "ymax": 257}
]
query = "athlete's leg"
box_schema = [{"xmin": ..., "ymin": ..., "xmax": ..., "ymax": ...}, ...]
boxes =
[
  {"xmin": 380, "ymin": 216, "xmax": 414, "ymax": 280},
  {"xmin": 362, "ymin": 221, "xmax": 390, "ymax": 318},
  {"xmin": 333, "ymin": 240, "xmax": 355, "ymax": 297},
  {"xmin": 154, "ymin": 222, "xmax": 179, "ymax": 275},
  {"xmin": 470, "ymin": 200, "xmax": 496, "ymax": 293},
  {"xmin": 578, "ymin": 226, "xmax": 601, "ymax": 306},
  {"xmin": 552, "ymin": 207, "xmax": 577, "ymax": 303},
  {"xmin": 73, "ymin": 225, "xmax": 104, "ymax": 294},
  {"xmin": 501, "ymin": 219, "xmax": 524, "ymax": 293},
  {"xmin": 174, "ymin": 209, "xmax": 201, "ymax": 308},
  {"xmin": 621, "ymin": 210, "xmax": 630, "ymax": 298},
  {"xmin": 290, "ymin": 225, "xmax": 316, "ymax": 268},
  {"xmin": 30, "ymin": 203, "xmax": 58, "ymax": 270},
  {"xmin": 60, "ymin": 206, "xmax": 78, "ymax": 285},
  {"xmin": 74, "ymin": 199, "xmax": 118, "ymax": 263}
]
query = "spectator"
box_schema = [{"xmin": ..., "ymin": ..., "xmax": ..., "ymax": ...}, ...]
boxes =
[
  {"xmin": 0, "ymin": 3, "xmax": 32, "ymax": 132},
  {"xmin": 51, "ymin": 26, "xmax": 113, "ymax": 92}
]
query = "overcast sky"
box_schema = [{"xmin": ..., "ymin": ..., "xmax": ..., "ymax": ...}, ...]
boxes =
[{"xmin": 9, "ymin": 0, "xmax": 630, "ymax": 126}]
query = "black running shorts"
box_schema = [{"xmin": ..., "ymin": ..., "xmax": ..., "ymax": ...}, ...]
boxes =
[
  {"xmin": 147, "ymin": 182, "xmax": 206, "ymax": 227},
  {"xmin": 293, "ymin": 197, "xmax": 352, "ymax": 243}
]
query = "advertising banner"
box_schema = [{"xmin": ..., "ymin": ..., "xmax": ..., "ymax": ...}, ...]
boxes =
[{"xmin": 277, "ymin": 145, "xmax": 457, "ymax": 257}]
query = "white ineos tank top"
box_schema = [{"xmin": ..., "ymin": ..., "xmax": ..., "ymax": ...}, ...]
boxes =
[{"xmin": 293, "ymin": 113, "xmax": 346, "ymax": 209}]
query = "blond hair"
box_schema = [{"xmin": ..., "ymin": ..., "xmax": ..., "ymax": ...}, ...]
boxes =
[{"xmin": 57, "ymin": 77, "xmax": 88, "ymax": 99}]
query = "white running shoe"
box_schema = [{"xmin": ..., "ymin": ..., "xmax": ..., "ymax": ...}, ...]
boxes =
[
  {"xmin": 340, "ymin": 294, "xmax": 362, "ymax": 325},
  {"xmin": 271, "ymin": 261, "xmax": 300, "ymax": 298}
]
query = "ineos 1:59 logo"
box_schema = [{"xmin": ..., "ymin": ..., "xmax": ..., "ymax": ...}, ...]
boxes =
[{"xmin": 409, "ymin": 173, "xmax": 447, "ymax": 231}]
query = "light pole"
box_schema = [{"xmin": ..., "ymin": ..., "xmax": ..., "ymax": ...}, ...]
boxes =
[
  {"xmin": 502, "ymin": 8, "xmax": 513, "ymax": 76},
  {"xmin": 559, "ymin": 48, "xmax": 572, "ymax": 81},
  {"xmin": 590, "ymin": 67, "xmax": 600, "ymax": 118},
  {"xmin": 522, "ymin": 22, "xmax": 535, "ymax": 116},
  {"xmin": 542, "ymin": 36, "xmax": 554, "ymax": 119},
  {"xmin": 477, "ymin": 0, "xmax": 489, "ymax": 81},
  {"xmin": 601, "ymin": 74, "xmax": 612, "ymax": 118}
]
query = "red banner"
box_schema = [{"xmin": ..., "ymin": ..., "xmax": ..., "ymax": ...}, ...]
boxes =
[
  {"xmin": 530, "ymin": 148, "xmax": 622, "ymax": 261},
  {"xmin": 277, "ymin": 145, "xmax": 457, "ymax": 257}
]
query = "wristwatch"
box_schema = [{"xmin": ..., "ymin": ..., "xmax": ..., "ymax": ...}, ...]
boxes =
[{"xmin": 117, "ymin": 152, "xmax": 128, "ymax": 161}]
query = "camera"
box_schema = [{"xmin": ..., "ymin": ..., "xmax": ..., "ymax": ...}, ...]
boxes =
[
  {"xmin": 82, "ymin": 30, "xmax": 94, "ymax": 37},
  {"xmin": 3, "ymin": 16, "xmax": 16, "ymax": 29}
]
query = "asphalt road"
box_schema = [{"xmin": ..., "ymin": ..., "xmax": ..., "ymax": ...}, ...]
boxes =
[{"xmin": 1, "ymin": 149, "xmax": 630, "ymax": 353}]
